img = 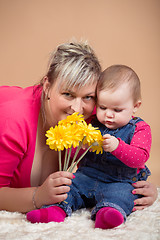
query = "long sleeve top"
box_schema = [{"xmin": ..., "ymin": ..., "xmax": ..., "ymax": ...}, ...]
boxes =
[{"xmin": 111, "ymin": 120, "xmax": 152, "ymax": 171}]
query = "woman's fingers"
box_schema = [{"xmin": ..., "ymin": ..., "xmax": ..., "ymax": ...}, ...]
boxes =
[
  {"xmin": 52, "ymin": 177, "xmax": 72, "ymax": 187},
  {"xmin": 132, "ymin": 180, "xmax": 149, "ymax": 188},
  {"xmin": 51, "ymin": 171, "xmax": 74, "ymax": 180},
  {"xmin": 54, "ymin": 193, "xmax": 68, "ymax": 203},
  {"xmin": 38, "ymin": 171, "xmax": 75, "ymax": 207},
  {"xmin": 132, "ymin": 181, "xmax": 158, "ymax": 197},
  {"xmin": 132, "ymin": 186, "xmax": 150, "ymax": 196},
  {"xmin": 132, "ymin": 181, "xmax": 158, "ymax": 210},
  {"xmin": 134, "ymin": 196, "xmax": 151, "ymax": 207},
  {"xmin": 54, "ymin": 185, "xmax": 70, "ymax": 195},
  {"xmin": 50, "ymin": 171, "xmax": 74, "ymax": 187}
]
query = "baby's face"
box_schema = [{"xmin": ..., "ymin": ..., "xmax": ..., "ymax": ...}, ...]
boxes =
[{"xmin": 96, "ymin": 82, "xmax": 137, "ymax": 129}]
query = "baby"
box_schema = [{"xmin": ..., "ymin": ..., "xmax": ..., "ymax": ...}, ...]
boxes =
[{"xmin": 27, "ymin": 65, "xmax": 152, "ymax": 229}]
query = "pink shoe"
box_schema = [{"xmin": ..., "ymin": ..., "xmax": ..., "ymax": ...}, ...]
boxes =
[
  {"xmin": 95, "ymin": 207, "xmax": 124, "ymax": 229},
  {"xmin": 27, "ymin": 206, "xmax": 66, "ymax": 223}
]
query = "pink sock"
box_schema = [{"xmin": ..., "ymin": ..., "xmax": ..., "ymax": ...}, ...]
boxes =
[
  {"xmin": 95, "ymin": 207, "xmax": 124, "ymax": 229},
  {"xmin": 26, "ymin": 206, "xmax": 66, "ymax": 223}
]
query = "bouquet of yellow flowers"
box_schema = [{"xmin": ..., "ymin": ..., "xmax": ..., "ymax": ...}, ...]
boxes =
[{"xmin": 45, "ymin": 112, "xmax": 103, "ymax": 173}]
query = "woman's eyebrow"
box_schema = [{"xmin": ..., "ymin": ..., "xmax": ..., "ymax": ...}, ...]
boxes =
[
  {"xmin": 83, "ymin": 91, "xmax": 96, "ymax": 96},
  {"xmin": 66, "ymin": 90, "xmax": 95, "ymax": 95}
]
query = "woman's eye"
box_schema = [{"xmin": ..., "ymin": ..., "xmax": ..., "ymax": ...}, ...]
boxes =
[
  {"xmin": 63, "ymin": 92, "xmax": 72, "ymax": 97},
  {"xmin": 84, "ymin": 96, "xmax": 95, "ymax": 101}
]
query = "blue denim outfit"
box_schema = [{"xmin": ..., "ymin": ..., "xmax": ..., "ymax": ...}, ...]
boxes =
[{"xmin": 48, "ymin": 117, "xmax": 151, "ymax": 221}]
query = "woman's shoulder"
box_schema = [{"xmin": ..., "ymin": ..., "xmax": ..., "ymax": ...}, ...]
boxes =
[
  {"xmin": 0, "ymin": 84, "xmax": 41, "ymax": 110},
  {"xmin": 0, "ymin": 85, "xmax": 41, "ymax": 102},
  {"xmin": 0, "ymin": 85, "xmax": 25, "ymax": 102},
  {"xmin": 0, "ymin": 85, "xmax": 41, "ymax": 130}
]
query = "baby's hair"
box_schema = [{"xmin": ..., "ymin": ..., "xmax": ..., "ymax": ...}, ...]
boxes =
[{"xmin": 98, "ymin": 65, "xmax": 141, "ymax": 103}]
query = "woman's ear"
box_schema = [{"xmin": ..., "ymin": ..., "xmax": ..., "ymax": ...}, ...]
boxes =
[
  {"xmin": 133, "ymin": 100, "xmax": 141, "ymax": 114},
  {"xmin": 43, "ymin": 77, "xmax": 51, "ymax": 99}
]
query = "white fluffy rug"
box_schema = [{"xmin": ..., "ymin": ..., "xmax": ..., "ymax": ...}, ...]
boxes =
[{"xmin": 0, "ymin": 189, "xmax": 160, "ymax": 240}]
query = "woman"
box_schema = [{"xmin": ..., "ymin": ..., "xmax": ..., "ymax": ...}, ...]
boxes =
[{"xmin": 0, "ymin": 41, "xmax": 157, "ymax": 214}]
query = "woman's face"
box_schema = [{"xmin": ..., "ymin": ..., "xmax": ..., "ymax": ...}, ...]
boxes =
[{"xmin": 43, "ymin": 78, "xmax": 97, "ymax": 127}]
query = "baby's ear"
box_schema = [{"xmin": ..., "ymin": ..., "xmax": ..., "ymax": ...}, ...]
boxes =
[{"xmin": 133, "ymin": 100, "xmax": 141, "ymax": 114}]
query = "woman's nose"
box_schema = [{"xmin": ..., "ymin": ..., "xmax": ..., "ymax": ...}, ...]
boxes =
[{"xmin": 71, "ymin": 99, "xmax": 83, "ymax": 114}]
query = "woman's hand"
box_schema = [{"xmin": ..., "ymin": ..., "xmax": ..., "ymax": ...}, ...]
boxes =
[
  {"xmin": 35, "ymin": 171, "xmax": 74, "ymax": 208},
  {"xmin": 132, "ymin": 181, "xmax": 158, "ymax": 210}
]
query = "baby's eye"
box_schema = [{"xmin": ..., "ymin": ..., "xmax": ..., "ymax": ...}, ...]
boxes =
[
  {"xmin": 99, "ymin": 106, "xmax": 106, "ymax": 110},
  {"xmin": 114, "ymin": 109, "xmax": 122, "ymax": 112}
]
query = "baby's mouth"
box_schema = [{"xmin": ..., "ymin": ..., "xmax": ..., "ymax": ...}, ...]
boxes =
[{"xmin": 105, "ymin": 120, "xmax": 113, "ymax": 125}]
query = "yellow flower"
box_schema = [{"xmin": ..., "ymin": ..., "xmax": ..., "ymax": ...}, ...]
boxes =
[
  {"xmin": 90, "ymin": 140, "xmax": 103, "ymax": 154},
  {"xmin": 58, "ymin": 112, "xmax": 84, "ymax": 126},
  {"xmin": 46, "ymin": 121, "xmax": 85, "ymax": 151},
  {"xmin": 66, "ymin": 123, "xmax": 84, "ymax": 148},
  {"xmin": 78, "ymin": 121, "xmax": 103, "ymax": 147},
  {"xmin": 45, "ymin": 112, "xmax": 104, "ymax": 172},
  {"xmin": 46, "ymin": 125, "xmax": 72, "ymax": 151},
  {"xmin": 83, "ymin": 123, "xmax": 103, "ymax": 154}
]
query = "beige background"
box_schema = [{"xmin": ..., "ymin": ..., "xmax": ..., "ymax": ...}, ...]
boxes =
[{"xmin": 0, "ymin": 0, "xmax": 159, "ymax": 186}]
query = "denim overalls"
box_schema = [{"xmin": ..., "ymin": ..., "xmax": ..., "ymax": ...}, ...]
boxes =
[{"xmin": 52, "ymin": 117, "xmax": 151, "ymax": 221}]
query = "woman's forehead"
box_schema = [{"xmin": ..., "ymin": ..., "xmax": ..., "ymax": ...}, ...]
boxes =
[
  {"xmin": 57, "ymin": 77, "xmax": 97, "ymax": 91},
  {"xmin": 60, "ymin": 82, "xmax": 97, "ymax": 94},
  {"xmin": 54, "ymin": 74, "xmax": 97, "ymax": 89}
]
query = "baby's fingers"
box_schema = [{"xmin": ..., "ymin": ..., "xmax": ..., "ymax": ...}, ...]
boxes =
[{"xmin": 103, "ymin": 134, "xmax": 111, "ymax": 139}]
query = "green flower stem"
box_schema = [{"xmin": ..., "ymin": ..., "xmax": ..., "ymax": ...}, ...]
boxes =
[
  {"xmin": 68, "ymin": 144, "xmax": 93, "ymax": 173},
  {"xmin": 59, "ymin": 150, "xmax": 62, "ymax": 171},
  {"xmin": 68, "ymin": 137, "xmax": 86, "ymax": 173},
  {"xmin": 63, "ymin": 146, "xmax": 72, "ymax": 171},
  {"xmin": 67, "ymin": 144, "xmax": 82, "ymax": 173},
  {"xmin": 63, "ymin": 148, "xmax": 68, "ymax": 171}
]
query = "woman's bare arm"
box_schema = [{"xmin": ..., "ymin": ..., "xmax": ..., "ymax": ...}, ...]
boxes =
[
  {"xmin": 0, "ymin": 171, "xmax": 74, "ymax": 213},
  {"xmin": 0, "ymin": 187, "xmax": 37, "ymax": 213}
]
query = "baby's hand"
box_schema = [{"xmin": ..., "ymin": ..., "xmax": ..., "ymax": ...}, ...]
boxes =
[{"xmin": 102, "ymin": 134, "xmax": 119, "ymax": 152}]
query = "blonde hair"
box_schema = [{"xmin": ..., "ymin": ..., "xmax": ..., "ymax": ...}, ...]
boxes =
[
  {"xmin": 41, "ymin": 40, "xmax": 101, "ymax": 89},
  {"xmin": 98, "ymin": 65, "xmax": 141, "ymax": 103}
]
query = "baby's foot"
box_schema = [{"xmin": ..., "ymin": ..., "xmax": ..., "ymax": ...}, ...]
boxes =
[
  {"xmin": 26, "ymin": 206, "xmax": 66, "ymax": 223},
  {"xmin": 95, "ymin": 207, "xmax": 124, "ymax": 229}
]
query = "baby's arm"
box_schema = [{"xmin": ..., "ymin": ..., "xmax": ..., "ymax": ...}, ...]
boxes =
[{"xmin": 103, "ymin": 121, "xmax": 152, "ymax": 168}]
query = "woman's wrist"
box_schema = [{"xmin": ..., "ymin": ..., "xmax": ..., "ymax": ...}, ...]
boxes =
[{"xmin": 32, "ymin": 187, "xmax": 40, "ymax": 209}]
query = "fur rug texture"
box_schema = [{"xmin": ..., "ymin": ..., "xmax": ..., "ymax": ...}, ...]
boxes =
[{"xmin": 0, "ymin": 188, "xmax": 159, "ymax": 240}]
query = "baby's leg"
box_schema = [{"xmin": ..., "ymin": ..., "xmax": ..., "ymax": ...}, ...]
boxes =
[
  {"xmin": 95, "ymin": 207, "xmax": 124, "ymax": 229},
  {"xmin": 94, "ymin": 182, "xmax": 136, "ymax": 229},
  {"xmin": 27, "ymin": 206, "xmax": 66, "ymax": 223}
]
